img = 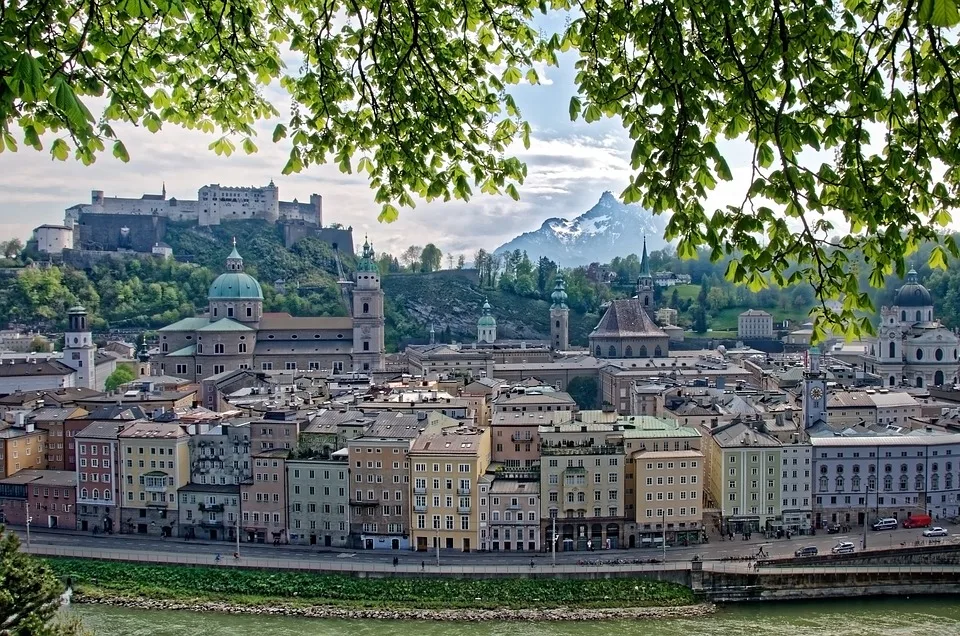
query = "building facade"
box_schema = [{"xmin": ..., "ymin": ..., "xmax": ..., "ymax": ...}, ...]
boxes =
[
  {"xmin": 287, "ymin": 452, "xmax": 350, "ymax": 547},
  {"xmin": 118, "ymin": 422, "xmax": 190, "ymax": 536},
  {"xmin": 75, "ymin": 421, "xmax": 126, "ymax": 533},
  {"xmin": 738, "ymin": 310, "xmax": 774, "ymax": 339}
]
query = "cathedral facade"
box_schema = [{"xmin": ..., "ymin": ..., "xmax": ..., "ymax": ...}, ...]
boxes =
[
  {"xmin": 151, "ymin": 240, "xmax": 384, "ymax": 381},
  {"xmin": 865, "ymin": 269, "xmax": 960, "ymax": 389}
]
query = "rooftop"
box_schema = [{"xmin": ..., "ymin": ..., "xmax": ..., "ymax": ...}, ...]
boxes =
[
  {"xmin": 0, "ymin": 469, "xmax": 77, "ymax": 487},
  {"xmin": 0, "ymin": 360, "xmax": 74, "ymax": 377},
  {"xmin": 633, "ymin": 450, "xmax": 704, "ymax": 459},
  {"xmin": 410, "ymin": 426, "xmax": 488, "ymax": 455},
  {"xmin": 118, "ymin": 422, "xmax": 189, "ymax": 440},
  {"xmin": 259, "ymin": 313, "xmax": 353, "ymax": 331},
  {"xmin": 76, "ymin": 420, "xmax": 135, "ymax": 440}
]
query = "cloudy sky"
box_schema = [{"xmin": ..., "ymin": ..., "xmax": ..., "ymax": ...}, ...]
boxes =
[{"xmin": 0, "ymin": 17, "xmax": 760, "ymax": 259}]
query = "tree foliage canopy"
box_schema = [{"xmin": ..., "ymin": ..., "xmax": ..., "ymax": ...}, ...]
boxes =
[
  {"xmin": 0, "ymin": 527, "xmax": 82, "ymax": 635},
  {"xmin": 104, "ymin": 365, "xmax": 136, "ymax": 391},
  {"xmin": 4, "ymin": 0, "xmax": 960, "ymax": 338}
]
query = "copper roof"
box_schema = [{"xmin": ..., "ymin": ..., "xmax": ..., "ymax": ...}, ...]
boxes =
[{"xmin": 590, "ymin": 299, "xmax": 668, "ymax": 338}]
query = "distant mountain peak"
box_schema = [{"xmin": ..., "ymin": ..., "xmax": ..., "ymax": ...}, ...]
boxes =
[{"xmin": 494, "ymin": 193, "xmax": 669, "ymax": 266}]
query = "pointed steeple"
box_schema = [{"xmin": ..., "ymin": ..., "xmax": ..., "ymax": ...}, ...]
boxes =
[
  {"xmin": 226, "ymin": 238, "xmax": 243, "ymax": 271},
  {"xmin": 551, "ymin": 269, "xmax": 568, "ymax": 309},
  {"xmin": 639, "ymin": 235, "xmax": 651, "ymax": 279},
  {"xmin": 162, "ymin": 181, "xmax": 166, "ymax": 199}
]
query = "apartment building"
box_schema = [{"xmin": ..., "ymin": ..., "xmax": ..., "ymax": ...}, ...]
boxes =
[
  {"xmin": 810, "ymin": 433, "xmax": 960, "ymax": 527},
  {"xmin": 633, "ymin": 450, "xmax": 703, "ymax": 547},
  {"xmin": 780, "ymin": 443, "xmax": 813, "ymax": 533},
  {"xmin": 409, "ymin": 423, "xmax": 491, "ymax": 552},
  {"xmin": 0, "ymin": 469, "xmax": 77, "ymax": 529},
  {"xmin": 738, "ymin": 309, "xmax": 774, "ymax": 339},
  {"xmin": 539, "ymin": 421, "xmax": 626, "ymax": 550},
  {"xmin": 459, "ymin": 378, "xmax": 503, "ymax": 428},
  {"xmin": 29, "ymin": 406, "xmax": 88, "ymax": 470},
  {"xmin": 118, "ymin": 422, "xmax": 190, "ymax": 536},
  {"xmin": 703, "ymin": 422, "xmax": 782, "ymax": 534},
  {"xmin": 480, "ymin": 473, "xmax": 540, "ymax": 551},
  {"xmin": 0, "ymin": 424, "xmax": 47, "ymax": 477},
  {"xmin": 179, "ymin": 483, "xmax": 239, "ymax": 541},
  {"xmin": 287, "ymin": 450, "xmax": 350, "ymax": 547},
  {"xmin": 240, "ymin": 411, "xmax": 302, "ymax": 544},
  {"xmin": 347, "ymin": 412, "xmax": 429, "ymax": 550},
  {"xmin": 490, "ymin": 411, "xmax": 564, "ymax": 469},
  {"xmin": 75, "ymin": 420, "xmax": 127, "ymax": 533}
]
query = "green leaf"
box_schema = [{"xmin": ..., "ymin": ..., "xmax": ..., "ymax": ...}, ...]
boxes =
[
  {"xmin": 272, "ymin": 125, "xmax": 287, "ymax": 143},
  {"xmin": 112, "ymin": 140, "xmax": 129, "ymax": 162},
  {"xmin": 502, "ymin": 67, "xmax": 523, "ymax": 84},
  {"xmin": 757, "ymin": 144, "xmax": 774, "ymax": 168},
  {"xmin": 50, "ymin": 138, "xmax": 69, "ymax": 161},
  {"xmin": 378, "ymin": 203, "xmax": 399, "ymax": 223},
  {"xmin": 505, "ymin": 183, "xmax": 520, "ymax": 201},
  {"xmin": 525, "ymin": 69, "xmax": 540, "ymax": 85},
  {"xmin": 569, "ymin": 97, "xmax": 581, "ymax": 121},
  {"xmin": 242, "ymin": 138, "xmax": 258, "ymax": 155},
  {"xmin": 929, "ymin": 245, "xmax": 949, "ymax": 270},
  {"xmin": 920, "ymin": 0, "xmax": 960, "ymax": 25}
]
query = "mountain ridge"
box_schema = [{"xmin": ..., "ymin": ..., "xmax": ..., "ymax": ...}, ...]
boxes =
[{"xmin": 494, "ymin": 192, "xmax": 670, "ymax": 265}]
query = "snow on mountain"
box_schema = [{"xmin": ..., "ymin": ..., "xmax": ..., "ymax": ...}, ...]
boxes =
[{"xmin": 494, "ymin": 192, "xmax": 669, "ymax": 265}]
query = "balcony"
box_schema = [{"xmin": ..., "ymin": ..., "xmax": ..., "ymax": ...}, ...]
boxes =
[
  {"xmin": 414, "ymin": 503, "xmax": 427, "ymax": 512},
  {"xmin": 458, "ymin": 505, "xmax": 471, "ymax": 514},
  {"xmin": 495, "ymin": 466, "xmax": 539, "ymax": 480},
  {"xmin": 145, "ymin": 483, "xmax": 167, "ymax": 493},
  {"xmin": 457, "ymin": 487, "xmax": 471, "ymax": 495},
  {"xmin": 414, "ymin": 487, "xmax": 427, "ymax": 495},
  {"xmin": 350, "ymin": 499, "xmax": 379, "ymax": 507},
  {"xmin": 541, "ymin": 443, "xmax": 624, "ymax": 456},
  {"xmin": 146, "ymin": 501, "xmax": 168, "ymax": 508},
  {"xmin": 511, "ymin": 432, "xmax": 534, "ymax": 442},
  {"xmin": 507, "ymin": 502, "xmax": 521, "ymax": 510},
  {"xmin": 198, "ymin": 503, "xmax": 225, "ymax": 513}
]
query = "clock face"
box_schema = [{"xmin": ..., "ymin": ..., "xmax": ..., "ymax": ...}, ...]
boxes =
[{"xmin": 810, "ymin": 387, "xmax": 823, "ymax": 400}]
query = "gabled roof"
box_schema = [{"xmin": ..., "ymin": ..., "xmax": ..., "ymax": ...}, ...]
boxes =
[
  {"xmin": 590, "ymin": 299, "xmax": 667, "ymax": 339},
  {"xmin": 196, "ymin": 318, "xmax": 254, "ymax": 332},
  {"xmin": 0, "ymin": 360, "xmax": 74, "ymax": 377},
  {"xmin": 158, "ymin": 317, "xmax": 211, "ymax": 332}
]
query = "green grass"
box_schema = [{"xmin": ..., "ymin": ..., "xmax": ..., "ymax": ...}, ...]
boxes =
[
  {"xmin": 45, "ymin": 558, "xmax": 695, "ymax": 610},
  {"xmin": 673, "ymin": 284, "xmax": 702, "ymax": 302}
]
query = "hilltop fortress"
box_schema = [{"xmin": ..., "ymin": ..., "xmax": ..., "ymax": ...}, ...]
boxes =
[{"xmin": 34, "ymin": 181, "xmax": 354, "ymax": 260}]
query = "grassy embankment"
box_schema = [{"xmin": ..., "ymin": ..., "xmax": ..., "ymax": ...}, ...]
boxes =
[{"xmin": 45, "ymin": 558, "xmax": 695, "ymax": 610}]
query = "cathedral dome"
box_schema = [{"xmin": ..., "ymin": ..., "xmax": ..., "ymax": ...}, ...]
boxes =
[
  {"xmin": 895, "ymin": 269, "xmax": 932, "ymax": 307},
  {"xmin": 478, "ymin": 299, "xmax": 497, "ymax": 327},
  {"xmin": 357, "ymin": 237, "xmax": 379, "ymax": 273},
  {"xmin": 208, "ymin": 242, "xmax": 264, "ymax": 300}
]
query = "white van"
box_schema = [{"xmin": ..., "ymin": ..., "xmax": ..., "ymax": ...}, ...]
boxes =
[{"xmin": 872, "ymin": 518, "xmax": 898, "ymax": 531}]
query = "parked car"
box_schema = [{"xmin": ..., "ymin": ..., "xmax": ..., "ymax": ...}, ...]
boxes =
[
  {"xmin": 827, "ymin": 524, "xmax": 841, "ymax": 534},
  {"xmin": 923, "ymin": 527, "xmax": 949, "ymax": 537},
  {"xmin": 832, "ymin": 541, "xmax": 856, "ymax": 554},
  {"xmin": 795, "ymin": 545, "xmax": 819, "ymax": 557},
  {"xmin": 872, "ymin": 518, "xmax": 899, "ymax": 531},
  {"xmin": 903, "ymin": 514, "xmax": 932, "ymax": 529}
]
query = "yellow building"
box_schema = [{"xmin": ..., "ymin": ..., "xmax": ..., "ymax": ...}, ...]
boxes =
[
  {"xmin": 633, "ymin": 450, "xmax": 704, "ymax": 547},
  {"xmin": 0, "ymin": 426, "xmax": 47, "ymax": 477},
  {"xmin": 409, "ymin": 423, "xmax": 491, "ymax": 552},
  {"xmin": 119, "ymin": 422, "xmax": 190, "ymax": 537}
]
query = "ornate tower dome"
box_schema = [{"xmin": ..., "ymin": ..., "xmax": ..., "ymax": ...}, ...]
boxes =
[
  {"xmin": 894, "ymin": 269, "xmax": 932, "ymax": 308},
  {"xmin": 477, "ymin": 298, "xmax": 497, "ymax": 343},
  {"xmin": 357, "ymin": 236, "xmax": 379, "ymax": 273},
  {"xmin": 551, "ymin": 271, "xmax": 568, "ymax": 309},
  {"xmin": 208, "ymin": 240, "xmax": 263, "ymax": 323}
]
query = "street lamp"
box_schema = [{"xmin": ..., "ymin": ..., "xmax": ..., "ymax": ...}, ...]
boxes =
[
  {"xmin": 435, "ymin": 526, "xmax": 441, "ymax": 567},
  {"xmin": 26, "ymin": 516, "xmax": 32, "ymax": 548}
]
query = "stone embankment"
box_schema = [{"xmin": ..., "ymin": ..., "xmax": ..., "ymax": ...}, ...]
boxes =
[{"xmin": 72, "ymin": 593, "xmax": 716, "ymax": 622}]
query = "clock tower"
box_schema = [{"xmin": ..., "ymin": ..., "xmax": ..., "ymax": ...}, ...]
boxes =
[{"xmin": 803, "ymin": 346, "xmax": 827, "ymax": 430}]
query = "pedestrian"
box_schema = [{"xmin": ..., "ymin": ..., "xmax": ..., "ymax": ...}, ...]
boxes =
[
  {"xmin": 530, "ymin": 559, "xmax": 535, "ymax": 568},
  {"xmin": 393, "ymin": 556, "xmax": 399, "ymax": 568},
  {"xmin": 215, "ymin": 553, "xmax": 221, "ymax": 564},
  {"xmin": 421, "ymin": 560, "xmax": 425, "ymax": 571}
]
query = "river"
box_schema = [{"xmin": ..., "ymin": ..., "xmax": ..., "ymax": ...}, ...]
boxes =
[{"xmin": 70, "ymin": 598, "xmax": 960, "ymax": 635}]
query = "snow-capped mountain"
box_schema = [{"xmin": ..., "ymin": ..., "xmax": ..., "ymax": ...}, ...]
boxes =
[{"xmin": 494, "ymin": 192, "xmax": 670, "ymax": 265}]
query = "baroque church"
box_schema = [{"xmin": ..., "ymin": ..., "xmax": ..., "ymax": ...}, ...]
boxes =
[
  {"xmin": 589, "ymin": 237, "xmax": 669, "ymax": 358},
  {"xmin": 865, "ymin": 269, "xmax": 960, "ymax": 389},
  {"xmin": 151, "ymin": 239, "xmax": 384, "ymax": 381}
]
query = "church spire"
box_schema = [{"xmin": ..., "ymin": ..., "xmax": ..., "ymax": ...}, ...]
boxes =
[
  {"xmin": 162, "ymin": 181, "xmax": 166, "ymax": 199},
  {"xmin": 639, "ymin": 235, "xmax": 651, "ymax": 279}
]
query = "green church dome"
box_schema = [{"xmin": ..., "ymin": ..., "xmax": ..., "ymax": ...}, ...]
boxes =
[
  {"xmin": 357, "ymin": 236, "xmax": 379, "ymax": 273},
  {"xmin": 208, "ymin": 240, "xmax": 263, "ymax": 300},
  {"xmin": 478, "ymin": 299, "xmax": 497, "ymax": 326}
]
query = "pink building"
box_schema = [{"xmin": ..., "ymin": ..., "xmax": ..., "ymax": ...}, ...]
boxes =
[
  {"xmin": 75, "ymin": 421, "xmax": 128, "ymax": 533},
  {"xmin": 0, "ymin": 470, "xmax": 77, "ymax": 530},
  {"xmin": 240, "ymin": 411, "xmax": 301, "ymax": 544}
]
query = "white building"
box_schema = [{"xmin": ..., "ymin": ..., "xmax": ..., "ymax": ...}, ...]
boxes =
[
  {"xmin": 32, "ymin": 224, "xmax": 74, "ymax": 254},
  {"xmin": 865, "ymin": 269, "xmax": 960, "ymax": 389},
  {"xmin": 780, "ymin": 443, "xmax": 813, "ymax": 533},
  {"xmin": 810, "ymin": 434, "xmax": 960, "ymax": 528},
  {"xmin": 65, "ymin": 182, "xmax": 323, "ymax": 227},
  {"xmin": 738, "ymin": 309, "xmax": 774, "ymax": 339}
]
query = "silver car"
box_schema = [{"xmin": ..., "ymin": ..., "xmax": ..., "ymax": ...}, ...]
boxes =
[
  {"xmin": 923, "ymin": 527, "xmax": 948, "ymax": 537},
  {"xmin": 832, "ymin": 541, "xmax": 856, "ymax": 554}
]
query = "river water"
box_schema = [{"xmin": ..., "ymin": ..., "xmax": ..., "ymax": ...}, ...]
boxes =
[{"xmin": 71, "ymin": 598, "xmax": 960, "ymax": 635}]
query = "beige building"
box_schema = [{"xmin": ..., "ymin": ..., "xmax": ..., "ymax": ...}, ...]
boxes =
[
  {"xmin": 539, "ymin": 421, "xmax": 626, "ymax": 550},
  {"xmin": 479, "ymin": 473, "xmax": 540, "ymax": 552},
  {"xmin": 633, "ymin": 450, "xmax": 703, "ymax": 547},
  {"xmin": 0, "ymin": 426, "xmax": 47, "ymax": 478},
  {"xmin": 738, "ymin": 309, "xmax": 774, "ymax": 339},
  {"xmin": 459, "ymin": 378, "xmax": 503, "ymax": 428},
  {"xmin": 409, "ymin": 423, "xmax": 491, "ymax": 552},
  {"xmin": 118, "ymin": 422, "xmax": 191, "ymax": 537}
]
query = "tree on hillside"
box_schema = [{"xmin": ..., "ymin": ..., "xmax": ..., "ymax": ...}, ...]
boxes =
[
  {"xmin": 7, "ymin": 0, "xmax": 960, "ymax": 338},
  {"xmin": 0, "ymin": 527, "xmax": 82, "ymax": 635},
  {"xmin": 400, "ymin": 246, "xmax": 422, "ymax": 272},
  {"xmin": 420, "ymin": 244, "xmax": 443, "ymax": 273},
  {"xmin": 692, "ymin": 304, "xmax": 708, "ymax": 334},
  {"xmin": 2, "ymin": 239, "xmax": 23, "ymax": 259},
  {"xmin": 457, "ymin": 255, "xmax": 466, "ymax": 270},
  {"xmin": 104, "ymin": 365, "xmax": 137, "ymax": 392}
]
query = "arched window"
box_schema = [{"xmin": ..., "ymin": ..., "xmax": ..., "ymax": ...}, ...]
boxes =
[
  {"xmin": 936, "ymin": 348, "xmax": 944, "ymax": 361},
  {"xmin": 81, "ymin": 488, "xmax": 88, "ymax": 499},
  {"xmin": 884, "ymin": 464, "xmax": 892, "ymax": 473},
  {"xmin": 92, "ymin": 489, "xmax": 99, "ymax": 500},
  {"xmin": 104, "ymin": 489, "xmax": 112, "ymax": 500},
  {"xmin": 935, "ymin": 370, "xmax": 945, "ymax": 386},
  {"xmin": 852, "ymin": 476, "xmax": 861, "ymax": 491},
  {"xmin": 915, "ymin": 475, "xmax": 924, "ymax": 490},
  {"xmin": 197, "ymin": 343, "xmax": 203, "ymax": 354},
  {"xmin": 835, "ymin": 476, "xmax": 844, "ymax": 491},
  {"xmin": 362, "ymin": 302, "xmax": 369, "ymax": 314},
  {"xmin": 947, "ymin": 474, "xmax": 954, "ymax": 489},
  {"xmin": 238, "ymin": 343, "xmax": 247, "ymax": 353},
  {"xmin": 916, "ymin": 310, "xmax": 922, "ymax": 322},
  {"xmin": 639, "ymin": 345, "xmax": 648, "ymax": 357},
  {"xmin": 214, "ymin": 343, "xmax": 224, "ymax": 354},
  {"xmin": 917, "ymin": 463, "xmax": 924, "ymax": 473},
  {"xmin": 947, "ymin": 462, "xmax": 953, "ymax": 472},
  {"xmin": 644, "ymin": 296, "xmax": 650, "ymax": 306},
  {"xmin": 883, "ymin": 475, "xmax": 892, "ymax": 491},
  {"xmin": 555, "ymin": 320, "xmax": 560, "ymax": 328},
  {"xmin": 900, "ymin": 464, "xmax": 908, "ymax": 473},
  {"xmin": 933, "ymin": 463, "xmax": 939, "ymax": 472},
  {"xmin": 932, "ymin": 473, "xmax": 940, "ymax": 490},
  {"xmin": 889, "ymin": 341, "xmax": 896, "ymax": 358},
  {"xmin": 820, "ymin": 465, "xmax": 828, "ymax": 475},
  {"xmin": 595, "ymin": 346, "xmax": 602, "ymax": 357},
  {"xmin": 852, "ymin": 464, "xmax": 860, "ymax": 474},
  {"xmin": 836, "ymin": 465, "xmax": 844, "ymax": 474},
  {"xmin": 899, "ymin": 476, "xmax": 909, "ymax": 491},
  {"xmin": 655, "ymin": 345, "xmax": 663, "ymax": 356},
  {"xmin": 889, "ymin": 375, "xmax": 896, "ymax": 387},
  {"xmin": 819, "ymin": 476, "xmax": 828, "ymax": 491},
  {"xmin": 869, "ymin": 465, "xmax": 876, "ymax": 474},
  {"xmin": 625, "ymin": 345, "xmax": 633, "ymax": 357},
  {"xmin": 868, "ymin": 475, "xmax": 877, "ymax": 490},
  {"xmin": 916, "ymin": 376, "xmax": 924, "ymax": 388},
  {"xmin": 901, "ymin": 310, "xmax": 906, "ymax": 321},
  {"xmin": 917, "ymin": 348, "xmax": 924, "ymax": 360},
  {"xmin": 608, "ymin": 345, "xmax": 617, "ymax": 357}
]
